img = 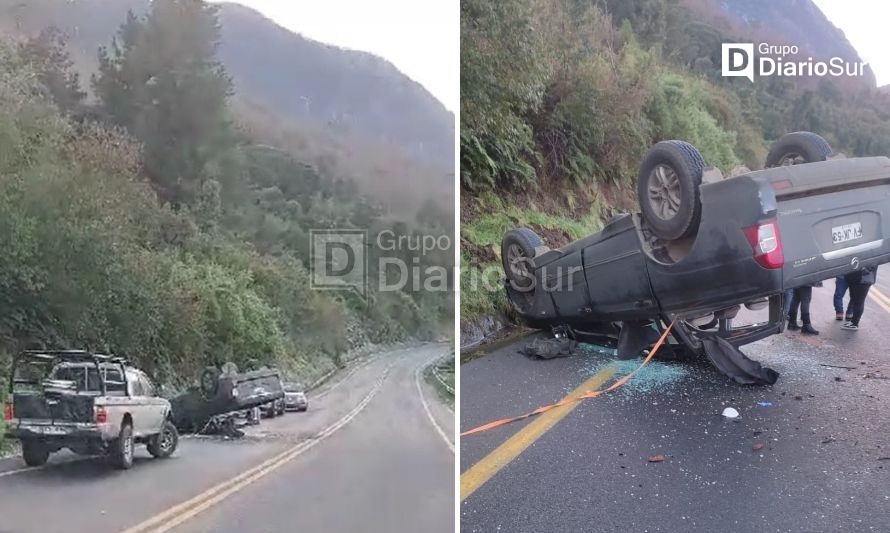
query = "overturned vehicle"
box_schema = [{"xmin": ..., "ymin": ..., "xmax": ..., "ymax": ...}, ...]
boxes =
[
  {"xmin": 170, "ymin": 363, "xmax": 285, "ymax": 434},
  {"xmin": 503, "ymin": 132, "xmax": 890, "ymax": 384}
]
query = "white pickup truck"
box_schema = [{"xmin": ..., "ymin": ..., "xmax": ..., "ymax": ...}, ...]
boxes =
[{"xmin": 3, "ymin": 350, "xmax": 179, "ymax": 469}]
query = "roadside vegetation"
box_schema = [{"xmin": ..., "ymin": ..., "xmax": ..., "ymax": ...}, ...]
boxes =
[
  {"xmin": 0, "ymin": 0, "xmax": 453, "ymax": 395},
  {"xmin": 460, "ymin": 0, "xmax": 890, "ymax": 323}
]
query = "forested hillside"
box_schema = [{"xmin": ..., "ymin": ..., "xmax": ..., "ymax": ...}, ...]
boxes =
[
  {"xmin": 0, "ymin": 0, "xmax": 453, "ymax": 401},
  {"xmin": 0, "ymin": 0, "xmax": 454, "ymax": 207},
  {"xmin": 460, "ymin": 0, "xmax": 890, "ymax": 332}
]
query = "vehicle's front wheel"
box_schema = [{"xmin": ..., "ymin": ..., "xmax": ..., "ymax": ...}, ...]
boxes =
[
  {"xmin": 637, "ymin": 141, "xmax": 705, "ymax": 241},
  {"xmin": 109, "ymin": 423, "xmax": 135, "ymax": 470},
  {"xmin": 765, "ymin": 131, "xmax": 832, "ymax": 168},
  {"xmin": 21, "ymin": 440, "xmax": 49, "ymax": 467},
  {"xmin": 147, "ymin": 420, "xmax": 179, "ymax": 459}
]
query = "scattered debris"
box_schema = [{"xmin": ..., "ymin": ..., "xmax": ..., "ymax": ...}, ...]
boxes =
[
  {"xmin": 648, "ymin": 454, "xmax": 665, "ymax": 463},
  {"xmin": 819, "ymin": 363, "xmax": 857, "ymax": 370},
  {"xmin": 834, "ymin": 376, "xmax": 845, "ymax": 382},
  {"xmin": 878, "ymin": 457, "xmax": 890, "ymax": 461},
  {"xmin": 752, "ymin": 442, "xmax": 764, "ymax": 451},
  {"xmin": 793, "ymin": 395, "xmax": 803, "ymax": 400},
  {"xmin": 756, "ymin": 401, "xmax": 772, "ymax": 407},
  {"xmin": 822, "ymin": 437, "xmax": 836, "ymax": 444},
  {"xmin": 522, "ymin": 337, "xmax": 578, "ymax": 359},
  {"xmin": 864, "ymin": 372, "xmax": 889, "ymax": 380},
  {"xmin": 722, "ymin": 407, "xmax": 740, "ymax": 418}
]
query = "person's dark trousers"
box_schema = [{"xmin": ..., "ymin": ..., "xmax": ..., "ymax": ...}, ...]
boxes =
[
  {"xmin": 848, "ymin": 283, "xmax": 871, "ymax": 326},
  {"xmin": 833, "ymin": 276, "xmax": 850, "ymax": 315},
  {"xmin": 787, "ymin": 286, "xmax": 814, "ymax": 324},
  {"xmin": 784, "ymin": 288, "xmax": 794, "ymax": 316}
]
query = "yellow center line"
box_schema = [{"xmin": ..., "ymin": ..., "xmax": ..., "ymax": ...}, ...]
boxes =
[
  {"xmin": 868, "ymin": 285, "xmax": 890, "ymax": 314},
  {"xmin": 460, "ymin": 364, "xmax": 617, "ymax": 501}
]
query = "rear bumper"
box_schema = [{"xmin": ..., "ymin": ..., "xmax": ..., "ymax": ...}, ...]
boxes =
[{"xmin": 5, "ymin": 422, "xmax": 106, "ymax": 441}]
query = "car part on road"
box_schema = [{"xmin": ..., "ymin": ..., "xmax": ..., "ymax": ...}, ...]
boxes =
[
  {"xmin": 702, "ymin": 336, "xmax": 779, "ymax": 385},
  {"xmin": 520, "ymin": 336, "xmax": 578, "ymax": 359},
  {"xmin": 636, "ymin": 140, "xmax": 705, "ymax": 241},
  {"xmin": 721, "ymin": 407, "xmax": 739, "ymax": 418}
]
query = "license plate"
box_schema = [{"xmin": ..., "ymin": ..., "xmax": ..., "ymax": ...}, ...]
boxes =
[
  {"xmin": 832, "ymin": 222, "xmax": 862, "ymax": 244},
  {"xmin": 40, "ymin": 426, "xmax": 67, "ymax": 435}
]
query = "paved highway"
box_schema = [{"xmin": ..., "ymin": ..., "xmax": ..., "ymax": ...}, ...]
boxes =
[
  {"xmin": 0, "ymin": 344, "xmax": 454, "ymax": 533},
  {"xmin": 461, "ymin": 282, "xmax": 890, "ymax": 532}
]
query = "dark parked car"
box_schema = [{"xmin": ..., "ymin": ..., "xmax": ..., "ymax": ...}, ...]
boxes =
[{"xmin": 502, "ymin": 132, "xmax": 890, "ymax": 383}]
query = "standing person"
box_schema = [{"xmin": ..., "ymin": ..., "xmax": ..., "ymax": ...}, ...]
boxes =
[
  {"xmin": 841, "ymin": 266, "xmax": 877, "ymax": 331},
  {"xmin": 833, "ymin": 276, "xmax": 853, "ymax": 321},
  {"xmin": 787, "ymin": 283, "xmax": 819, "ymax": 335}
]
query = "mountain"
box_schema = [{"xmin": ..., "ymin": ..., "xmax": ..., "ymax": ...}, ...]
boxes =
[
  {"xmin": 0, "ymin": 0, "xmax": 454, "ymax": 172},
  {"xmin": 681, "ymin": 0, "xmax": 876, "ymax": 89}
]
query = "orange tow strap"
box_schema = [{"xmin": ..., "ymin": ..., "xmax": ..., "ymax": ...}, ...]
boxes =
[{"xmin": 460, "ymin": 319, "xmax": 675, "ymax": 437}]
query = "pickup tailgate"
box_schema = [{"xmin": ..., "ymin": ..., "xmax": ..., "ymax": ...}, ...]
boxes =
[
  {"xmin": 12, "ymin": 390, "xmax": 95, "ymax": 424},
  {"xmin": 761, "ymin": 157, "xmax": 890, "ymax": 288}
]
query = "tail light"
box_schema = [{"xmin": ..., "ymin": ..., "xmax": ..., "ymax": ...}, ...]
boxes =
[
  {"xmin": 94, "ymin": 406, "xmax": 107, "ymax": 424},
  {"xmin": 3, "ymin": 402, "xmax": 12, "ymax": 421},
  {"xmin": 743, "ymin": 220, "xmax": 784, "ymax": 269}
]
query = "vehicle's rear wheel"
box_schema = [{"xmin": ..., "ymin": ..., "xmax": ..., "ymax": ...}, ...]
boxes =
[
  {"xmin": 21, "ymin": 440, "xmax": 49, "ymax": 467},
  {"xmin": 637, "ymin": 141, "xmax": 705, "ymax": 241},
  {"xmin": 147, "ymin": 420, "xmax": 179, "ymax": 459},
  {"xmin": 109, "ymin": 423, "xmax": 134, "ymax": 470},
  {"xmin": 502, "ymin": 228, "xmax": 543, "ymax": 315},
  {"xmin": 765, "ymin": 131, "xmax": 833, "ymax": 168}
]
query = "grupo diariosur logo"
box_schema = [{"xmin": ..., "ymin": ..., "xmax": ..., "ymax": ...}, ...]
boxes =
[
  {"xmin": 722, "ymin": 43, "xmax": 868, "ymax": 82},
  {"xmin": 310, "ymin": 229, "xmax": 368, "ymax": 300}
]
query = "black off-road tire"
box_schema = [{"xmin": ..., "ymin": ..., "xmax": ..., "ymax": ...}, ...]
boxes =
[
  {"xmin": 637, "ymin": 141, "xmax": 705, "ymax": 241},
  {"xmin": 501, "ymin": 228, "xmax": 542, "ymax": 290},
  {"xmin": 21, "ymin": 440, "xmax": 50, "ymax": 467},
  {"xmin": 109, "ymin": 423, "xmax": 135, "ymax": 470},
  {"xmin": 147, "ymin": 420, "xmax": 179, "ymax": 459},
  {"xmin": 765, "ymin": 131, "xmax": 833, "ymax": 168}
]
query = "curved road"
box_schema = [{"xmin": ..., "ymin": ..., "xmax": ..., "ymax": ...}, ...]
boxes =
[
  {"xmin": 461, "ymin": 283, "xmax": 890, "ymax": 532},
  {"xmin": 0, "ymin": 344, "xmax": 454, "ymax": 533}
]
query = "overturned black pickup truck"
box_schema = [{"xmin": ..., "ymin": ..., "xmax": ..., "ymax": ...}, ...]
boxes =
[
  {"xmin": 170, "ymin": 364, "xmax": 285, "ymax": 433},
  {"xmin": 503, "ymin": 132, "xmax": 890, "ymax": 384}
]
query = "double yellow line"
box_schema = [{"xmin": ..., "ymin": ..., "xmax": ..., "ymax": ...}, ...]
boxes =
[
  {"xmin": 122, "ymin": 364, "xmax": 391, "ymax": 533},
  {"xmin": 460, "ymin": 364, "xmax": 617, "ymax": 501},
  {"xmin": 868, "ymin": 285, "xmax": 890, "ymax": 314}
]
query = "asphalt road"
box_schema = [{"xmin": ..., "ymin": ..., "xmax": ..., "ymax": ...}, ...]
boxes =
[
  {"xmin": 0, "ymin": 344, "xmax": 454, "ymax": 533},
  {"xmin": 461, "ymin": 283, "xmax": 890, "ymax": 533}
]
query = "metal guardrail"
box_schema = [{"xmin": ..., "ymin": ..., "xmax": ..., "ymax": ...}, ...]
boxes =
[{"xmin": 432, "ymin": 357, "xmax": 454, "ymax": 396}]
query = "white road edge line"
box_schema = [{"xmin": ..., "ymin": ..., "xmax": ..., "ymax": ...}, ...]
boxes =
[
  {"xmin": 415, "ymin": 353, "xmax": 455, "ymax": 453},
  {"xmin": 124, "ymin": 360, "xmax": 396, "ymax": 533}
]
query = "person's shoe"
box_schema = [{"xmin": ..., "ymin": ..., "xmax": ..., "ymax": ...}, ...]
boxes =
[
  {"xmin": 835, "ymin": 313, "xmax": 844, "ymax": 321},
  {"xmin": 840, "ymin": 322, "xmax": 859, "ymax": 331},
  {"xmin": 801, "ymin": 324, "xmax": 819, "ymax": 335},
  {"xmin": 845, "ymin": 313, "xmax": 853, "ymax": 321},
  {"xmin": 787, "ymin": 321, "xmax": 800, "ymax": 331}
]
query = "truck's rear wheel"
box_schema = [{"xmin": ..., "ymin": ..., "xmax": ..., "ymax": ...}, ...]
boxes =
[
  {"xmin": 637, "ymin": 141, "xmax": 705, "ymax": 241},
  {"xmin": 147, "ymin": 420, "xmax": 179, "ymax": 459},
  {"xmin": 21, "ymin": 440, "xmax": 49, "ymax": 467},
  {"xmin": 502, "ymin": 228, "xmax": 542, "ymax": 314},
  {"xmin": 765, "ymin": 131, "xmax": 832, "ymax": 168},
  {"xmin": 109, "ymin": 423, "xmax": 134, "ymax": 470}
]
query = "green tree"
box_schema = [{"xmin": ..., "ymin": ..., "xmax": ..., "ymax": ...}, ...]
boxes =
[
  {"xmin": 18, "ymin": 27, "xmax": 85, "ymax": 114},
  {"xmin": 93, "ymin": 1, "xmax": 233, "ymax": 205}
]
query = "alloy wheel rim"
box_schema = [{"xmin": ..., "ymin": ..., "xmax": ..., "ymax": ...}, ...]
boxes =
[{"xmin": 648, "ymin": 164, "xmax": 682, "ymax": 220}]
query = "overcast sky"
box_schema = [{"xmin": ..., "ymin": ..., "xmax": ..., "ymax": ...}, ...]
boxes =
[
  {"xmin": 211, "ymin": 0, "xmax": 458, "ymax": 112},
  {"xmin": 812, "ymin": 0, "xmax": 890, "ymax": 87}
]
